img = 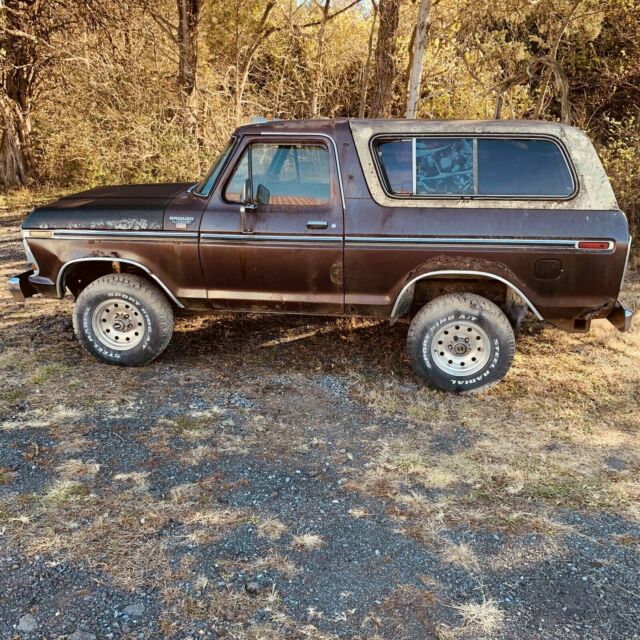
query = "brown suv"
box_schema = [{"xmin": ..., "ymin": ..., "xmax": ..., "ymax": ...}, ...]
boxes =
[{"xmin": 7, "ymin": 118, "xmax": 633, "ymax": 391}]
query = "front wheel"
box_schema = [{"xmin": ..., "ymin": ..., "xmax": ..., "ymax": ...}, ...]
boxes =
[
  {"xmin": 407, "ymin": 293, "xmax": 515, "ymax": 393},
  {"xmin": 73, "ymin": 273, "xmax": 174, "ymax": 366}
]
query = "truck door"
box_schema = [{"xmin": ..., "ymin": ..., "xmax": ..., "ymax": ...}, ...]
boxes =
[{"xmin": 199, "ymin": 133, "xmax": 345, "ymax": 314}]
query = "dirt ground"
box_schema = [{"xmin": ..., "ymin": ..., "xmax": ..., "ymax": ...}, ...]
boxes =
[{"xmin": 1, "ymin": 195, "xmax": 639, "ymax": 640}]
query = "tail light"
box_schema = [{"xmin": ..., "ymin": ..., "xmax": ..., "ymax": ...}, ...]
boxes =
[{"xmin": 576, "ymin": 241, "xmax": 613, "ymax": 251}]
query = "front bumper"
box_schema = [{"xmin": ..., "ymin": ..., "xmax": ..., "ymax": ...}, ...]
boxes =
[
  {"xmin": 606, "ymin": 300, "xmax": 633, "ymax": 332},
  {"xmin": 6, "ymin": 270, "xmax": 37, "ymax": 302}
]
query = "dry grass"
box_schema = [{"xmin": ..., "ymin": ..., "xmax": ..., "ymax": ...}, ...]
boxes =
[
  {"xmin": 441, "ymin": 542, "xmax": 480, "ymax": 572},
  {"xmin": 291, "ymin": 533, "xmax": 325, "ymax": 550},
  {"xmin": 454, "ymin": 598, "xmax": 505, "ymax": 634},
  {"xmin": 251, "ymin": 553, "xmax": 298, "ymax": 579},
  {"xmin": 18, "ymin": 486, "xmax": 247, "ymax": 591},
  {"xmin": 56, "ymin": 459, "xmax": 100, "ymax": 480},
  {"xmin": 257, "ymin": 517, "xmax": 288, "ymax": 540}
]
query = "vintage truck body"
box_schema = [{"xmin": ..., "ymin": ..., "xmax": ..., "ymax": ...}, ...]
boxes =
[{"xmin": 8, "ymin": 118, "xmax": 633, "ymax": 391}]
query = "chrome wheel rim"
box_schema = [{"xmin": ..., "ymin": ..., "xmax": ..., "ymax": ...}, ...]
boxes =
[
  {"xmin": 430, "ymin": 320, "xmax": 491, "ymax": 376},
  {"xmin": 91, "ymin": 298, "xmax": 146, "ymax": 350}
]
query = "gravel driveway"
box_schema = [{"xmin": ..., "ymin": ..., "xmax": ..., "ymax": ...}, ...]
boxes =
[{"xmin": 1, "ymin": 202, "xmax": 639, "ymax": 639}]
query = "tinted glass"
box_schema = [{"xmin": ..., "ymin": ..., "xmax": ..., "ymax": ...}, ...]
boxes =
[
  {"xmin": 195, "ymin": 138, "xmax": 235, "ymax": 195},
  {"xmin": 376, "ymin": 139, "xmax": 413, "ymax": 194},
  {"xmin": 477, "ymin": 139, "xmax": 574, "ymax": 197},
  {"xmin": 225, "ymin": 144, "xmax": 330, "ymax": 206},
  {"xmin": 415, "ymin": 138, "xmax": 473, "ymax": 195}
]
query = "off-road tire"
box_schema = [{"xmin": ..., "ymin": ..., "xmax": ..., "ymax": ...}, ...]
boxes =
[
  {"xmin": 73, "ymin": 273, "xmax": 174, "ymax": 366},
  {"xmin": 407, "ymin": 293, "xmax": 515, "ymax": 393}
]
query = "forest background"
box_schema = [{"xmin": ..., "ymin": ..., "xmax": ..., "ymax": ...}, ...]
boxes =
[{"xmin": 1, "ymin": 0, "xmax": 639, "ymax": 233}]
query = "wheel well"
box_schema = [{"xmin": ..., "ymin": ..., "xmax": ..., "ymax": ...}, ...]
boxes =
[
  {"xmin": 412, "ymin": 276, "xmax": 508, "ymax": 309},
  {"xmin": 62, "ymin": 260, "xmax": 177, "ymax": 306},
  {"xmin": 392, "ymin": 273, "xmax": 539, "ymax": 326}
]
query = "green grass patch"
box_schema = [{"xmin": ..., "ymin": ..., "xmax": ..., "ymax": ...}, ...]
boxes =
[
  {"xmin": 0, "ymin": 388, "xmax": 28, "ymax": 404},
  {"xmin": 44, "ymin": 480, "xmax": 90, "ymax": 505},
  {"xmin": 30, "ymin": 363, "xmax": 70, "ymax": 385}
]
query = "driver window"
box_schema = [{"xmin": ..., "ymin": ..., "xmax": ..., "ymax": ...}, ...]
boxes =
[{"xmin": 224, "ymin": 143, "xmax": 330, "ymax": 206}]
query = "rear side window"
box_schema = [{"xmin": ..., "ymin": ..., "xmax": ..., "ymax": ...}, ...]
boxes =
[
  {"xmin": 374, "ymin": 136, "xmax": 574, "ymax": 199},
  {"xmin": 376, "ymin": 139, "xmax": 413, "ymax": 194},
  {"xmin": 415, "ymin": 138, "xmax": 473, "ymax": 195},
  {"xmin": 477, "ymin": 139, "xmax": 574, "ymax": 197}
]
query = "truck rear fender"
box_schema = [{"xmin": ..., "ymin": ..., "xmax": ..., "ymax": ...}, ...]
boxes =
[{"xmin": 390, "ymin": 270, "xmax": 543, "ymax": 324}]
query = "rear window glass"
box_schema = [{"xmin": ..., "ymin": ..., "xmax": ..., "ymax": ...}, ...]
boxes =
[
  {"xmin": 477, "ymin": 139, "xmax": 574, "ymax": 197},
  {"xmin": 374, "ymin": 136, "xmax": 574, "ymax": 199}
]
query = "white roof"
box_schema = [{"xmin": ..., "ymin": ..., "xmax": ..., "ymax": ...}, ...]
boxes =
[{"xmin": 348, "ymin": 119, "xmax": 618, "ymax": 211}]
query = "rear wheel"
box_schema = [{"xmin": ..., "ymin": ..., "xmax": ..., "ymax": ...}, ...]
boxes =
[
  {"xmin": 407, "ymin": 293, "xmax": 515, "ymax": 392},
  {"xmin": 73, "ymin": 274, "xmax": 174, "ymax": 366}
]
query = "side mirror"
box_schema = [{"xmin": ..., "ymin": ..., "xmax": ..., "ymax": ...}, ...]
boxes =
[
  {"xmin": 255, "ymin": 183, "xmax": 271, "ymax": 206},
  {"xmin": 239, "ymin": 178, "xmax": 252, "ymax": 205}
]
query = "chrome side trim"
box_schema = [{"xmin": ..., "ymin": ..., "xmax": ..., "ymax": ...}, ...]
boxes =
[
  {"xmin": 187, "ymin": 183, "xmax": 207, "ymax": 199},
  {"xmin": 346, "ymin": 236, "xmax": 613, "ymax": 249},
  {"xmin": 411, "ymin": 137, "xmax": 417, "ymax": 195},
  {"xmin": 201, "ymin": 233, "xmax": 342, "ymax": 243},
  {"xmin": 50, "ymin": 229, "xmax": 198, "ymax": 239},
  {"xmin": 391, "ymin": 270, "xmax": 544, "ymax": 321},
  {"xmin": 25, "ymin": 228, "xmax": 614, "ymax": 251},
  {"xmin": 56, "ymin": 257, "xmax": 184, "ymax": 308},
  {"xmin": 259, "ymin": 132, "xmax": 346, "ymax": 210}
]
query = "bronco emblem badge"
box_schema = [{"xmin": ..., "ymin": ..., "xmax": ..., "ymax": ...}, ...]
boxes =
[{"xmin": 169, "ymin": 215, "xmax": 195, "ymax": 229}]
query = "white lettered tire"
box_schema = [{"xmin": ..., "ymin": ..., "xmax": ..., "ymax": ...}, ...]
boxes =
[
  {"xmin": 407, "ymin": 293, "xmax": 515, "ymax": 392},
  {"xmin": 73, "ymin": 273, "xmax": 174, "ymax": 366}
]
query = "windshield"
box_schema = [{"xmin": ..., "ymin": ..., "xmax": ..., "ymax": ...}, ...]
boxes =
[{"xmin": 194, "ymin": 137, "xmax": 236, "ymax": 196}]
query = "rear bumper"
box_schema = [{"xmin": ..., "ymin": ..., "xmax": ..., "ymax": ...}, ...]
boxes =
[
  {"xmin": 607, "ymin": 300, "xmax": 633, "ymax": 332},
  {"xmin": 6, "ymin": 270, "xmax": 37, "ymax": 302}
]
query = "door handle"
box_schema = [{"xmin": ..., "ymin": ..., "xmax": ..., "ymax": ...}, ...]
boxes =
[{"xmin": 307, "ymin": 220, "xmax": 328, "ymax": 229}]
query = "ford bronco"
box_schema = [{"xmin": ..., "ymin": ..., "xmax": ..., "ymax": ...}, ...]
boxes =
[{"xmin": 8, "ymin": 118, "xmax": 633, "ymax": 392}]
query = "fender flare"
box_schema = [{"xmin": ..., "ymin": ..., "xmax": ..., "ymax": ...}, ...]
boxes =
[
  {"xmin": 390, "ymin": 270, "xmax": 543, "ymax": 322},
  {"xmin": 56, "ymin": 257, "xmax": 184, "ymax": 308}
]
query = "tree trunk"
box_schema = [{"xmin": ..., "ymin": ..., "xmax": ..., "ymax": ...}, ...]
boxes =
[
  {"xmin": 369, "ymin": 0, "xmax": 401, "ymax": 118},
  {"xmin": 358, "ymin": 1, "xmax": 378, "ymax": 118},
  {"xmin": 234, "ymin": 2, "xmax": 276, "ymax": 125},
  {"xmin": 0, "ymin": 0, "xmax": 37, "ymax": 188},
  {"xmin": 405, "ymin": 0, "xmax": 432, "ymax": 119},
  {"xmin": 533, "ymin": 0, "xmax": 581, "ymax": 120},
  {"xmin": 0, "ymin": 94, "xmax": 34, "ymax": 187},
  {"xmin": 176, "ymin": 0, "xmax": 201, "ymax": 133},
  {"xmin": 310, "ymin": 0, "xmax": 331, "ymax": 117}
]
